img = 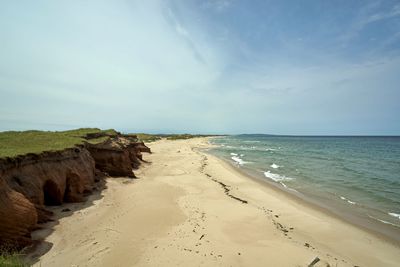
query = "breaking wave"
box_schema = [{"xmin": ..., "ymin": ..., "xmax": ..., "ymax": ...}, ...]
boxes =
[
  {"xmin": 270, "ymin": 163, "xmax": 280, "ymax": 169},
  {"xmin": 340, "ymin": 196, "xmax": 356, "ymax": 205},
  {"xmin": 263, "ymin": 171, "xmax": 293, "ymax": 182}
]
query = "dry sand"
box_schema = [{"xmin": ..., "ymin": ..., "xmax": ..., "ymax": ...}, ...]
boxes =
[{"xmin": 31, "ymin": 138, "xmax": 400, "ymax": 266}]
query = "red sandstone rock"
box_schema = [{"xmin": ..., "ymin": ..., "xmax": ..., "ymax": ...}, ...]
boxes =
[
  {"xmin": 0, "ymin": 147, "xmax": 96, "ymax": 248},
  {"xmin": 86, "ymin": 135, "xmax": 150, "ymax": 177},
  {"xmin": 136, "ymin": 141, "xmax": 152, "ymax": 154},
  {"xmin": 0, "ymin": 178, "xmax": 37, "ymax": 249},
  {"xmin": 86, "ymin": 146, "xmax": 135, "ymax": 177},
  {"xmin": 0, "ymin": 148, "xmax": 96, "ymax": 241},
  {"xmin": 0, "ymin": 132, "xmax": 151, "ymax": 249}
]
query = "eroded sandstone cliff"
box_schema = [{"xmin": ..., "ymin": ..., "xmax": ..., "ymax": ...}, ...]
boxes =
[{"xmin": 0, "ymin": 132, "xmax": 150, "ymax": 249}]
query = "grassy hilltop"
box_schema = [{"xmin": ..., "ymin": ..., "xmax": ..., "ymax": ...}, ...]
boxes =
[
  {"xmin": 0, "ymin": 129, "xmax": 219, "ymax": 158},
  {"xmin": 134, "ymin": 133, "xmax": 214, "ymax": 142},
  {"xmin": 0, "ymin": 128, "xmax": 117, "ymax": 158}
]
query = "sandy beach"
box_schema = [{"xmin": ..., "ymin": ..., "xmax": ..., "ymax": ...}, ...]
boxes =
[{"xmin": 31, "ymin": 138, "xmax": 400, "ymax": 267}]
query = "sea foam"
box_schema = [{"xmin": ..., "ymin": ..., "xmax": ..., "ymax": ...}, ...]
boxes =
[
  {"xmin": 368, "ymin": 215, "xmax": 400, "ymax": 228},
  {"xmin": 340, "ymin": 196, "xmax": 356, "ymax": 205},
  {"xmin": 270, "ymin": 163, "xmax": 280, "ymax": 169},
  {"xmin": 263, "ymin": 171, "xmax": 293, "ymax": 182},
  {"xmin": 389, "ymin": 212, "xmax": 400, "ymax": 219},
  {"xmin": 231, "ymin": 156, "xmax": 246, "ymax": 165}
]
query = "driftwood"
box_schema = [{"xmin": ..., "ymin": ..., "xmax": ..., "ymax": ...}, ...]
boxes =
[{"xmin": 308, "ymin": 256, "xmax": 320, "ymax": 267}]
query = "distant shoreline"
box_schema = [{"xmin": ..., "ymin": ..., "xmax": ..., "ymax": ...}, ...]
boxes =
[{"xmin": 236, "ymin": 134, "xmax": 400, "ymax": 137}]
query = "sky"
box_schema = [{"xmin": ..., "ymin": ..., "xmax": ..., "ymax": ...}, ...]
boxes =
[{"xmin": 0, "ymin": 0, "xmax": 399, "ymax": 135}]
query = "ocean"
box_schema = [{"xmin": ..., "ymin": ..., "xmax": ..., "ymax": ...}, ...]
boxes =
[{"xmin": 209, "ymin": 135, "xmax": 400, "ymax": 241}]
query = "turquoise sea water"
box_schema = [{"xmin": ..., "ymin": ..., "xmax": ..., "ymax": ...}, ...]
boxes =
[{"xmin": 209, "ymin": 135, "xmax": 400, "ymax": 239}]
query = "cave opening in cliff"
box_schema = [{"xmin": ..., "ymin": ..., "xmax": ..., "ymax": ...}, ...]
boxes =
[{"xmin": 43, "ymin": 180, "xmax": 62, "ymax": 206}]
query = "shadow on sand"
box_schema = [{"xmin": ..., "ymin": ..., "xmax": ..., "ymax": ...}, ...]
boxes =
[
  {"xmin": 23, "ymin": 178, "xmax": 108, "ymax": 265},
  {"xmin": 22, "ymin": 159, "xmax": 152, "ymax": 266}
]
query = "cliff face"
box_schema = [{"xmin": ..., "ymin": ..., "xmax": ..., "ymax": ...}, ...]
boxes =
[
  {"xmin": 86, "ymin": 136, "xmax": 150, "ymax": 177},
  {"xmin": 0, "ymin": 178, "xmax": 37, "ymax": 248},
  {"xmin": 0, "ymin": 133, "xmax": 150, "ymax": 249}
]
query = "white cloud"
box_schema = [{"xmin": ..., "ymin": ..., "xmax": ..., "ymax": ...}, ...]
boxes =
[
  {"xmin": 0, "ymin": 0, "xmax": 225, "ymax": 131},
  {"xmin": 0, "ymin": 1, "xmax": 222, "ymax": 98},
  {"xmin": 165, "ymin": 7, "xmax": 189, "ymax": 37},
  {"xmin": 339, "ymin": 3, "xmax": 400, "ymax": 46},
  {"xmin": 366, "ymin": 4, "xmax": 400, "ymax": 23}
]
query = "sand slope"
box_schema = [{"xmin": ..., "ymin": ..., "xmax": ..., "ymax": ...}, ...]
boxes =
[{"xmin": 32, "ymin": 138, "xmax": 400, "ymax": 267}]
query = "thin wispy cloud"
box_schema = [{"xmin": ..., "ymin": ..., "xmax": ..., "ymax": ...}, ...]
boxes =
[
  {"xmin": 164, "ymin": 7, "xmax": 208, "ymax": 65},
  {"xmin": 366, "ymin": 4, "xmax": 400, "ymax": 23},
  {"xmin": 338, "ymin": 2, "xmax": 400, "ymax": 51},
  {"xmin": 202, "ymin": 0, "xmax": 233, "ymax": 12}
]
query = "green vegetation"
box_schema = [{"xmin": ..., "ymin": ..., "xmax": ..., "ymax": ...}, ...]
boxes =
[
  {"xmin": 85, "ymin": 136, "xmax": 110, "ymax": 144},
  {"xmin": 0, "ymin": 128, "xmax": 222, "ymax": 158},
  {"xmin": 165, "ymin": 134, "xmax": 212, "ymax": 140},
  {"xmin": 135, "ymin": 133, "xmax": 219, "ymax": 142},
  {"xmin": 0, "ymin": 128, "xmax": 116, "ymax": 158},
  {"xmin": 62, "ymin": 128, "xmax": 118, "ymax": 137},
  {"xmin": 0, "ymin": 250, "xmax": 27, "ymax": 267},
  {"xmin": 135, "ymin": 133, "xmax": 162, "ymax": 143}
]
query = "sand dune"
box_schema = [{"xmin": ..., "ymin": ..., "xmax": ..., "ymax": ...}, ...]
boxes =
[{"xmin": 32, "ymin": 138, "xmax": 400, "ymax": 266}]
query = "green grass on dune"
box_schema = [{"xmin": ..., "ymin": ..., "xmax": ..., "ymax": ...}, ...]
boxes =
[
  {"xmin": 85, "ymin": 136, "xmax": 110, "ymax": 144},
  {"xmin": 166, "ymin": 134, "xmax": 200, "ymax": 140},
  {"xmin": 0, "ymin": 250, "xmax": 27, "ymax": 267},
  {"xmin": 0, "ymin": 128, "xmax": 116, "ymax": 158},
  {"xmin": 135, "ymin": 133, "xmax": 162, "ymax": 143},
  {"xmin": 0, "ymin": 128, "xmax": 221, "ymax": 158},
  {"xmin": 135, "ymin": 133, "xmax": 218, "ymax": 142},
  {"xmin": 61, "ymin": 128, "xmax": 118, "ymax": 137}
]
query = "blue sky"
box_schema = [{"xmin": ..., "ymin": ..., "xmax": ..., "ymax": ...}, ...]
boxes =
[{"xmin": 0, "ymin": 0, "xmax": 399, "ymax": 135}]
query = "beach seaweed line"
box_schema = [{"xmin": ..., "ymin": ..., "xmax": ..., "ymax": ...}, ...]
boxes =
[
  {"xmin": 198, "ymin": 153, "xmax": 293, "ymax": 237},
  {"xmin": 257, "ymin": 207, "xmax": 349, "ymax": 266},
  {"xmin": 196, "ymin": 150, "xmax": 350, "ymax": 266},
  {"xmin": 197, "ymin": 152, "xmax": 351, "ymax": 267},
  {"xmin": 199, "ymin": 152, "xmax": 293, "ymax": 235},
  {"xmin": 208, "ymin": 176, "xmax": 248, "ymax": 204},
  {"xmin": 197, "ymin": 153, "xmax": 248, "ymax": 204}
]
